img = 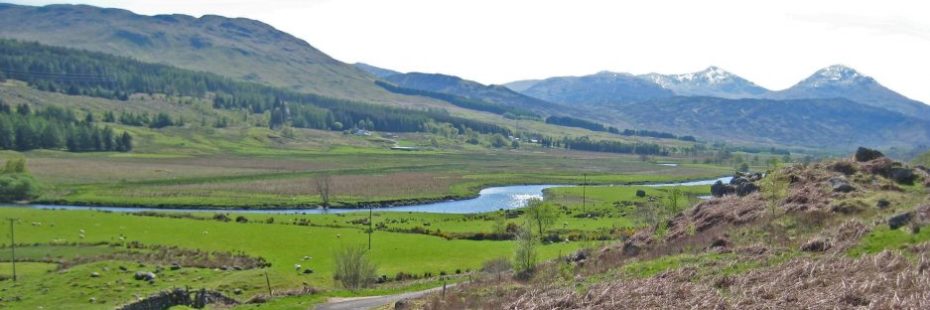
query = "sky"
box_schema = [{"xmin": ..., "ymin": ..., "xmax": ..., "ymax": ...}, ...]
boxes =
[{"xmin": 8, "ymin": 0, "xmax": 930, "ymax": 103}]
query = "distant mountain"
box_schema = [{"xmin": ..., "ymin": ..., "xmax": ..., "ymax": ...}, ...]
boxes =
[
  {"xmin": 517, "ymin": 71, "xmax": 674, "ymax": 106},
  {"xmin": 354, "ymin": 62, "xmax": 401, "ymax": 78},
  {"xmin": 503, "ymin": 79, "xmax": 541, "ymax": 92},
  {"xmin": 767, "ymin": 65, "xmax": 930, "ymax": 120},
  {"xmin": 640, "ymin": 66, "xmax": 769, "ymax": 99},
  {"xmin": 381, "ymin": 72, "xmax": 564, "ymax": 115},
  {"xmin": 0, "ymin": 3, "xmax": 402, "ymax": 103},
  {"xmin": 617, "ymin": 97, "xmax": 930, "ymax": 149}
]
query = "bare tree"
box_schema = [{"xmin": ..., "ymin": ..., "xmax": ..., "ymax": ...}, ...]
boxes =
[
  {"xmin": 332, "ymin": 244, "xmax": 378, "ymax": 290},
  {"xmin": 315, "ymin": 174, "xmax": 332, "ymax": 209},
  {"xmin": 513, "ymin": 223, "xmax": 537, "ymax": 278}
]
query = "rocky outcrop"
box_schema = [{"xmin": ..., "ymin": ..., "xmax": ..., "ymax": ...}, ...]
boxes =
[
  {"xmin": 855, "ymin": 147, "xmax": 884, "ymax": 162},
  {"xmin": 712, "ymin": 172, "xmax": 762, "ymax": 197},
  {"xmin": 828, "ymin": 176, "xmax": 854, "ymax": 192},
  {"xmin": 711, "ymin": 181, "xmax": 735, "ymax": 197},
  {"xmin": 118, "ymin": 288, "xmax": 238, "ymax": 310},
  {"xmin": 889, "ymin": 212, "xmax": 913, "ymax": 230}
]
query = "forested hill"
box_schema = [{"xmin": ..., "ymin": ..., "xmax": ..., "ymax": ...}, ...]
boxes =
[
  {"xmin": 0, "ymin": 3, "xmax": 402, "ymax": 103},
  {"xmin": 0, "ymin": 39, "xmax": 510, "ymax": 136}
]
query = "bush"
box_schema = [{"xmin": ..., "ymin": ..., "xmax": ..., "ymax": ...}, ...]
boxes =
[
  {"xmin": 333, "ymin": 245, "xmax": 378, "ymax": 290},
  {"xmin": 0, "ymin": 173, "xmax": 39, "ymax": 202}
]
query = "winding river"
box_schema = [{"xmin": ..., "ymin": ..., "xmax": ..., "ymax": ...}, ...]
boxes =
[{"xmin": 17, "ymin": 176, "xmax": 732, "ymax": 215}]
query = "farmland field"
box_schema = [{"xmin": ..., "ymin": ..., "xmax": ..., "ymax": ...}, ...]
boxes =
[{"xmin": 0, "ymin": 180, "xmax": 711, "ymax": 308}]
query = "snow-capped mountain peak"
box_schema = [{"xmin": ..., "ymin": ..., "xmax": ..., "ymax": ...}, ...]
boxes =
[
  {"xmin": 640, "ymin": 66, "xmax": 768, "ymax": 98},
  {"xmin": 801, "ymin": 65, "xmax": 873, "ymax": 87}
]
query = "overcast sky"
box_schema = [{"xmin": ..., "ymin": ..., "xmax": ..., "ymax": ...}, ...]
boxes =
[{"xmin": 8, "ymin": 0, "xmax": 930, "ymax": 103}]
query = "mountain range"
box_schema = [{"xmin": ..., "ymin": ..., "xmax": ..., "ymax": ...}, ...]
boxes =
[
  {"xmin": 504, "ymin": 65, "xmax": 930, "ymax": 120},
  {"xmin": 0, "ymin": 3, "xmax": 928, "ymax": 151},
  {"xmin": 354, "ymin": 65, "xmax": 566, "ymax": 116}
]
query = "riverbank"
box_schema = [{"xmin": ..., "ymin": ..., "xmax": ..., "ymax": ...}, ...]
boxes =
[{"xmin": 19, "ymin": 176, "xmax": 729, "ymax": 213}]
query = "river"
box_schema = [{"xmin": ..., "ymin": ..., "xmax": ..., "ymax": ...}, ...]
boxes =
[{"xmin": 17, "ymin": 176, "xmax": 731, "ymax": 215}]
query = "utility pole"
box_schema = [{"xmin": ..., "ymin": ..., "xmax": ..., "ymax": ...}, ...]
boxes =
[
  {"xmin": 9, "ymin": 219, "xmax": 15, "ymax": 282},
  {"xmin": 368, "ymin": 203, "xmax": 373, "ymax": 251},
  {"xmin": 263, "ymin": 269, "xmax": 272, "ymax": 296},
  {"xmin": 582, "ymin": 174, "xmax": 587, "ymax": 214}
]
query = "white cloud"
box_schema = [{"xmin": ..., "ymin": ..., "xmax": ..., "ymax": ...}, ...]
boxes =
[{"xmin": 8, "ymin": 0, "xmax": 930, "ymax": 103}]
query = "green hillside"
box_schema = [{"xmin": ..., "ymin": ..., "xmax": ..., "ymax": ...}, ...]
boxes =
[{"xmin": 0, "ymin": 3, "xmax": 430, "ymax": 106}]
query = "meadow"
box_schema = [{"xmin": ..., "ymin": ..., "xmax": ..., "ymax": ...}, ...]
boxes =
[{"xmin": 0, "ymin": 181, "xmax": 712, "ymax": 309}]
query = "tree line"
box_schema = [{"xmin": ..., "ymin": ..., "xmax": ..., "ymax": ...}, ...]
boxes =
[
  {"xmin": 545, "ymin": 116, "xmax": 696, "ymax": 142},
  {"xmin": 0, "ymin": 39, "xmax": 510, "ymax": 137},
  {"xmin": 0, "ymin": 102, "xmax": 132, "ymax": 152},
  {"xmin": 538, "ymin": 136, "xmax": 669, "ymax": 156},
  {"xmin": 375, "ymin": 80, "xmax": 540, "ymax": 120}
]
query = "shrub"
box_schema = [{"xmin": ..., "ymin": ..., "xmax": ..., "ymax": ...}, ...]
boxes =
[
  {"xmin": 0, "ymin": 173, "xmax": 39, "ymax": 202},
  {"xmin": 333, "ymin": 245, "xmax": 378, "ymax": 290}
]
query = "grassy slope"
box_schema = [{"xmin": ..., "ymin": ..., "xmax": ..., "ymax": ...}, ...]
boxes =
[{"xmin": 424, "ymin": 157, "xmax": 930, "ymax": 309}]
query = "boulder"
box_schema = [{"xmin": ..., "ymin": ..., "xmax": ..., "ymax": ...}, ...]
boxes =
[
  {"xmin": 829, "ymin": 161, "xmax": 857, "ymax": 175},
  {"xmin": 635, "ymin": 190, "xmax": 646, "ymax": 198},
  {"xmin": 394, "ymin": 298, "xmax": 411, "ymax": 310},
  {"xmin": 829, "ymin": 176, "xmax": 855, "ymax": 193},
  {"xmin": 622, "ymin": 241, "xmax": 641, "ymax": 256},
  {"xmin": 568, "ymin": 249, "xmax": 589, "ymax": 263},
  {"xmin": 889, "ymin": 212, "xmax": 914, "ymax": 230},
  {"xmin": 730, "ymin": 177, "xmax": 750, "ymax": 186},
  {"xmin": 735, "ymin": 182, "xmax": 758, "ymax": 197},
  {"xmin": 876, "ymin": 199, "xmax": 891, "ymax": 209},
  {"xmin": 855, "ymin": 147, "xmax": 884, "ymax": 162},
  {"xmin": 889, "ymin": 167, "xmax": 916, "ymax": 184},
  {"xmin": 800, "ymin": 238, "xmax": 831, "ymax": 252},
  {"xmin": 711, "ymin": 181, "xmax": 735, "ymax": 197},
  {"xmin": 134, "ymin": 271, "xmax": 157, "ymax": 281}
]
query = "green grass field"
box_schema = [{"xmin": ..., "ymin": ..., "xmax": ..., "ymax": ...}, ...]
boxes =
[{"xmin": 0, "ymin": 180, "xmax": 716, "ymax": 309}]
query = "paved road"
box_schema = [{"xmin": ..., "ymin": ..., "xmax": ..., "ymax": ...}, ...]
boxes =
[{"xmin": 315, "ymin": 284, "xmax": 454, "ymax": 310}]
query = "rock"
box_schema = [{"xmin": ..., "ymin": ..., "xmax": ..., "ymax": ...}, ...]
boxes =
[
  {"xmin": 394, "ymin": 298, "xmax": 411, "ymax": 310},
  {"xmin": 829, "ymin": 176, "xmax": 854, "ymax": 193},
  {"xmin": 876, "ymin": 199, "xmax": 891, "ymax": 209},
  {"xmin": 735, "ymin": 182, "xmax": 758, "ymax": 197},
  {"xmin": 635, "ymin": 190, "xmax": 646, "ymax": 198},
  {"xmin": 302, "ymin": 268, "xmax": 314, "ymax": 274},
  {"xmin": 133, "ymin": 271, "xmax": 156, "ymax": 281},
  {"xmin": 831, "ymin": 200, "xmax": 865, "ymax": 214},
  {"xmin": 829, "ymin": 161, "xmax": 857, "ymax": 175},
  {"xmin": 622, "ymin": 242, "xmax": 641, "ymax": 256},
  {"xmin": 711, "ymin": 181, "xmax": 735, "ymax": 197},
  {"xmin": 170, "ymin": 263, "xmax": 181, "ymax": 271},
  {"xmin": 233, "ymin": 288, "xmax": 242, "ymax": 295},
  {"xmin": 730, "ymin": 177, "xmax": 750, "ymax": 186},
  {"xmin": 889, "ymin": 167, "xmax": 916, "ymax": 184},
  {"xmin": 800, "ymin": 238, "xmax": 831, "ymax": 252},
  {"xmin": 710, "ymin": 236, "xmax": 729, "ymax": 249},
  {"xmin": 89, "ymin": 297, "xmax": 96, "ymax": 303},
  {"xmin": 568, "ymin": 249, "xmax": 589, "ymax": 263},
  {"xmin": 90, "ymin": 272, "xmax": 100, "ymax": 278},
  {"xmin": 855, "ymin": 147, "xmax": 884, "ymax": 162},
  {"xmin": 889, "ymin": 212, "xmax": 914, "ymax": 230},
  {"xmin": 118, "ymin": 265, "xmax": 128, "ymax": 271}
]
